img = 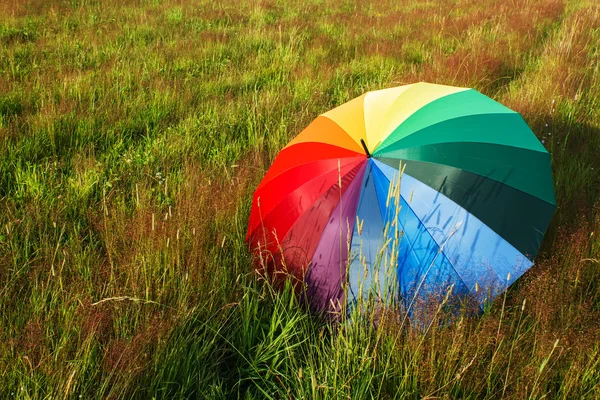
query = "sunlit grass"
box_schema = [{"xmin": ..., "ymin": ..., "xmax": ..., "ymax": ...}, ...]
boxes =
[{"xmin": 0, "ymin": 0, "xmax": 599, "ymax": 398}]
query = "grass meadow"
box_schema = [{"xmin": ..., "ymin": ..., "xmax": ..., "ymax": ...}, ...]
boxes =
[{"xmin": 1, "ymin": 0, "xmax": 600, "ymax": 398}]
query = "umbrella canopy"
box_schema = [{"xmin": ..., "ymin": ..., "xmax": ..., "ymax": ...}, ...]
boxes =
[{"xmin": 246, "ymin": 82, "xmax": 555, "ymax": 314}]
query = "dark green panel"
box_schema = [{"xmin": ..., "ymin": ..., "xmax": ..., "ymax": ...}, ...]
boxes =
[
  {"xmin": 374, "ymin": 141, "xmax": 556, "ymax": 205},
  {"xmin": 376, "ymin": 157, "xmax": 556, "ymax": 260},
  {"xmin": 374, "ymin": 89, "xmax": 546, "ymax": 154}
]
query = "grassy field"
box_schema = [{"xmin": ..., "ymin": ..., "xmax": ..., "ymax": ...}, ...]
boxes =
[{"xmin": 1, "ymin": 0, "xmax": 599, "ymax": 398}]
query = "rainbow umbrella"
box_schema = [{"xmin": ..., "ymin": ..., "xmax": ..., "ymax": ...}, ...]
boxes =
[{"xmin": 247, "ymin": 82, "xmax": 555, "ymax": 313}]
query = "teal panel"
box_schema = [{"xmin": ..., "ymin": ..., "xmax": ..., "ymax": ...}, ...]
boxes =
[
  {"xmin": 374, "ymin": 89, "xmax": 546, "ymax": 154},
  {"xmin": 376, "ymin": 158, "xmax": 556, "ymax": 259},
  {"xmin": 375, "ymin": 141, "xmax": 555, "ymax": 205}
]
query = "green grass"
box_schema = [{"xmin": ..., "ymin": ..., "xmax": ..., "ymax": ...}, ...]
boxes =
[{"xmin": 0, "ymin": 0, "xmax": 599, "ymax": 398}]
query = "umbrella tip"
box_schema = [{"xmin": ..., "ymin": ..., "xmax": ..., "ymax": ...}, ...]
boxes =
[{"xmin": 360, "ymin": 139, "xmax": 371, "ymax": 158}]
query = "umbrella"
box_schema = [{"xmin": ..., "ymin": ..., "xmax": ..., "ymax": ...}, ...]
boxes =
[{"xmin": 246, "ymin": 82, "xmax": 556, "ymax": 314}]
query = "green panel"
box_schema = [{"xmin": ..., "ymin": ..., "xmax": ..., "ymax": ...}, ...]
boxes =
[
  {"xmin": 374, "ymin": 141, "xmax": 556, "ymax": 205},
  {"xmin": 374, "ymin": 90, "xmax": 546, "ymax": 154},
  {"xmin": 376, "ymin": 157, "xmax": 556, "ymax": 259}
]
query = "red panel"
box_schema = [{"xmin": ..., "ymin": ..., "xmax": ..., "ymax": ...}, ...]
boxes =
[
  {"xmin": 247, "ymin": 156, "xmax": 364, "ymax": 235},
  {"xmin": 257, "ymin": 142, "xmax": 363, "ymax": 190},
  {"xmin": 247, "ymin": 159, "xmax": 366, "ymax": 270}
]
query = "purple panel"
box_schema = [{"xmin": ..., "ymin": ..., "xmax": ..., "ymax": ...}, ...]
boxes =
[
  {"xmin": 273, "ymin": 162, "xmax": 367, "ymax": 282},
  {"xmin": 304, "ymin": 163, "xmax": 366, "ymax": 313}
]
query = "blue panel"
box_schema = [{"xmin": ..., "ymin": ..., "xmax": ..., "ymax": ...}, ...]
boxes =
[
  {"xmin": 373, "ymin": 159, "xmax": 533, "ymax": 306},
  {"xmin": 370, "ymin": 163, "xmax": 391, "ymax": 221},
  {"xmin": 370, "ymin": 161, "xmax": 468, "ymax": 309},
  {"xmin": 348, "ymin": 160, "xmax": 396, "ymax": 309},
  {"xmin": 401, "ymin": 247, "xmax": 471, "ymax": 306}
]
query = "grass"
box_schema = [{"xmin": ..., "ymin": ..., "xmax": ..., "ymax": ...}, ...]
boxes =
[{"xmin": 0, "ymin": 0, "xmax": 599, "ymax": 398}]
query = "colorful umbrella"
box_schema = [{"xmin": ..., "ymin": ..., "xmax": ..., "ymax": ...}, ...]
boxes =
[{"xmin": 246, "ymin": 82, "xmax": 555, "ymax": 314}]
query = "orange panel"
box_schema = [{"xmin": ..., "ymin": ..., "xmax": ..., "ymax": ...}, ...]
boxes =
[{"xmin": 286, "ymin": 115, "xmax": 364, "ymax": 154}]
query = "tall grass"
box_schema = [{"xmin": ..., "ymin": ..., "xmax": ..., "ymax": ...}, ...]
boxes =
[{"xmin": 0, "ymin": 0, "xmax": 599, "ymax": 398}]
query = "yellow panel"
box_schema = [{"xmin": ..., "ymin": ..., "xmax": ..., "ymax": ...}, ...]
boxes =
[
  {"xmin": 285, "ymin": 82, "xmax": 468, "ymax": 156},
  {"xmin": 321, "ymin": 93, "xmax": 367, "ymax": 152},
  {"xmin": 363, "ymin": 84, "xmax": 415, "ymax": 150},
  {"xmin": 368, "ymin": 82, "xmax": 468, "ymax": 151},
  {"xmin": 285, "ymin": 115, "xmax": 364, "ymax": 153}
]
